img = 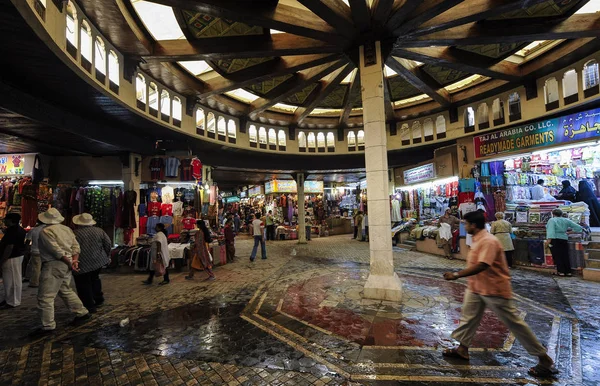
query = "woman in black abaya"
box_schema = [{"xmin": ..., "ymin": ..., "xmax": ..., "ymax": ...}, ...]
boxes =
[{"xmin": 576, "ymin": 180, "xmax": 600, "ymax": 227}]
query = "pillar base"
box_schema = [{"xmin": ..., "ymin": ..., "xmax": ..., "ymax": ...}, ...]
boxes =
[{"xmin": 363, "ymin": 273, "xmax": 402, "ymax": 302}]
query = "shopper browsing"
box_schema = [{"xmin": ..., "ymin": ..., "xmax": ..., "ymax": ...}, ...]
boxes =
[
  {"xmin": 546, "ymin": 208, "xmax": 582, "ymax": 277},
  {"xmin": 0, "ymin": 213, "xmax": 27, "ymax": 309},
  {"xmin": 250, "ymin": 214, "xmax": 266, "ymax": 261}
]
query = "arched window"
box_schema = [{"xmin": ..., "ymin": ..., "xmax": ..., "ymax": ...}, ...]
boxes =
[
  {"xmin": 583, "ymin": 60, "xmax": 599, "ymax": 90},
  {"xmin": 172, "ymin": 97, "xmax": 182, "ymax": 121},
  {"xmin": 435, "ymin": 116, "xmax": 446, "ymax": 137},
  {"xmin": 508, "ymin": 92, "xmax": 521, "ymax": 120},
  {"xmin": 307, "ymin": 132, "xmax": 316, "ymax": 149},
  {"xmin": 464, "ymin": 107, "xmax": 475, "ymax": 128},
  {"xmin": 299, "ymin": 131, "xmax": 307, "ymax": 148},
  {"xmin": 160, "ymin": 90, "xmax": 171, "ymax": 116},
  {"xmin": 492, "ymin": 98, "xmax": 504, "ymax": 122},
  {"xmin": 227, "ymin": 119, "xmax": 236, "ymax": 138},
  {"xmin": 278, "ymin": 130, "xmax": 286, "ymax": 147},
  {"xmin": 196, "ymin": 108, "xmax": 205, "ymax": 129},
  {"xmin": 347, "ymin": 131, "xmax": 356, "ymax": 149},
  {"xmin": 411, "ymin": 121, "xmax": 422, "ymax": 143},
  {"xmin": 423, "ymin": 118, "xmax": 434, "ymax": 140},
  {"xmin": 94, "ymin": 37, "xmax": 106, "ymax": 75},
  {"xmin": 65, "ymin": 2, "xmax": 77, "ymax": 47},
  {"xmin": 108, "ymin": 51, "xmax": 119, "ymax": 86},
  {"xmin": 544, "ymin": 78, "xmax": 559, "ymax": 104},
  {"xmin": 477, "ymin": 103, "xmax": 489, "ymax": 128},
  {"xmin": 268, "ymin": 128, "xmax": 277, "ymax": 145},
  {"xmin": 562, "ymin": 69, "xmax": 578, "ymax": 99},
  {"xmin": 135, "ymin": 74, "xmax": 146, "ymax": 104},
  {"xmin": 400, "ymin": 123, "xmax": 410, "ymax": 145},
  {"xmin": 249, "ymin": 125, "xmax": 257, "ymax": 143},
  {"xmin": 207, "ymin": 112, "xmax": 216, "ymax": 133},
  {"xmin": 258, "ymin": 127, "xmax": 267, "ymax": 144},
  {"xmin": 357, "ymin": 130, "xmax": 365, "ymax": 147},
  {"xmin": 80, "ymin": 20, "xmax": 92, "ymax": 62},
  {"xmin": 317, "ymin": 132, "xmax": 326, "ymax": 148},
  {"xmin": 217, "ymin": 116, "xmax": 227, "ymax": 136},
  {"xmin": 148, "ymin": 82, "xmax": 158, "ymax": 110},
  {"xmin": 326, "ymin": 132, "xmax": 335, "ymax": 148}
]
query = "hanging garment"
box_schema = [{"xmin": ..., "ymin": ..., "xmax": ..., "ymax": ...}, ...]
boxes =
[{"xmin": 122, "ymin": 190, "xmax": 137, "ymax": 229}]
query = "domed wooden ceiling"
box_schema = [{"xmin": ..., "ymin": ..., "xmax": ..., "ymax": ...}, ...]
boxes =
[{"xmin": 129, "ymin": 0, "xmax": 600, "ymax": 127}]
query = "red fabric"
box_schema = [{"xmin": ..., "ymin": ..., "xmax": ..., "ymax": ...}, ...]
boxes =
[
  {"xmin": 458, "ymin": 192, "xmax": 475, "ymax": 204},
  {"xmin": 182, "ymin": 217, "xmax": 196, "ymax": 230},
  {"xmin": 191, "ymin": 158, "xmax": 202, "ymax": 180},
  {"xmin": 139, "ymin": 216, "xmax": 148, "ymax": 235},
  {"xmin": 147, "ymin": 201, "xmax": 161, "ymax": 217},
  {"xmin": 149, "ymin": 158, "xmax": 165, "ymax": 181},
  {"xmin": 161, "ymin": 203, "xmax": 173, "ymax": 216}
]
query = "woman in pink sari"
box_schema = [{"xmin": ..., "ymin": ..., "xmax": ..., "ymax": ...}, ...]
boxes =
[{"xmin": 186, "ymin": 220, "xmax": 215, "ymax": 281}]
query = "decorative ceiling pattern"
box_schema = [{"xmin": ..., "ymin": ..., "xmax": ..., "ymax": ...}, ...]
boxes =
[
  {"xmin": 180, "ymin": 10, "xmax": 263, "ymax": 38},
  {"xmin": 128, "ymin": 0, "xmax": 600, "ymax": 127}
]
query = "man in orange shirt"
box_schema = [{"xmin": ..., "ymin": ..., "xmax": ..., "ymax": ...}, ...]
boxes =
[{"xmin": 442, "ymin": 211, "xmax": 558, "ymax": 378}]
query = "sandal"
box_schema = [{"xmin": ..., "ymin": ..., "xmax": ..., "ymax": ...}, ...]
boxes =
[
  {"xmin": 528, "ymin": 364, "xmax": 559, "ymax": 378},
  {"xmin": 551, "ymin": 272, "xmax": 565, "ymax": 277},
  {"xmin": 442, "ymin": 348, "xmax": 469, "ymax": 360}
]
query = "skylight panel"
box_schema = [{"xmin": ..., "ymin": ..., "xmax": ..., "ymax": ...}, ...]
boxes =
[{"xmin": 132, "ymin": 1, "xmax": 184, "ymax": 40}]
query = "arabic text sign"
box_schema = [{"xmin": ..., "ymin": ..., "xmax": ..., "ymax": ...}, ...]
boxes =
[
  {"xmin": 248, "ymin": 186, "xmax": 264, "ymax": 197},
  {"xmin": 304, "ymin": 181, "xmax": 323, "ymax": 193},
  {"xmin": 474, "ymin": 107, "xmax": 600, "ymax": 158},
  {"xmin": 403, "ymin": 163, "xmax": 435, "ymax": 185},
  {"xmin": 0, "ymin": 155, "xmax": 24, "ymax": 176}
]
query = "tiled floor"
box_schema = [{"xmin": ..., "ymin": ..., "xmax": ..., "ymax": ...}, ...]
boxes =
[{"xmin": 0, "ymin": 235, "xmax": 599, "ymax": 385}]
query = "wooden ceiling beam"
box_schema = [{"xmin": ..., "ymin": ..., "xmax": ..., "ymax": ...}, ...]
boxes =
[
  {"xmin": 298, "ymin": 0, "xmax": 358, "ymax": 38},
  {"xmin": 197, "ymin": 54, "xmax": 343, "ymax": 98},
  {"xmin": 249, "ymin": 60, "xmax": 347, "ymax": 115},
  {"xmin": 387, "ymin": 57, "xmax": 451, "ymax": 106},
  {"xmin": 371, "ymin": 0, "xmax": 395, "ymax": 32},
  {"xmin": 411, "ymin": 0, "xmax": 549, "ymax": 36},
  {"xmin": 145, "ymin": 34, "xmax": 341, "ymax": 61},
  {"xmin": 383, "ymin": 79, "xmax": 395, "ymax": 121},
  {"xmin": 295, "ymin": 64, "xmax": 355, "ymax": 123},
  {"xmin": 339, "ymin": 73, "xmax": 360, "ymax": 127},
  {"xmin": 400, "ymin": 13, "xmax": 600, "ymax": 46},
  {"xmin": 386, "ymin": 0, "xmax": 421, "ymax": 32},
  {"xmin": 145, "ymin": 0, "xmax": 349, "ymax": 44},
  {"xmin": 392, "ymin": 0, "xmax": 465, "ymax": 36},
  {"xmin": 394, "ymin": 47, "xmax": 521, "ymax": 81},
  {"xmin": 348, "ymin": 0, "xmax": 372, "ymax": 32}
]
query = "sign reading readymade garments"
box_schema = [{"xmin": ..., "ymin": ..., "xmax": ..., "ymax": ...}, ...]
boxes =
[
  {"xmin": 403, "ymin": 163, "xmax": 435, "ymax": 184},
  {"xmin": 474, "ymin": 107, "xmax": 600, "ymax": 158}
]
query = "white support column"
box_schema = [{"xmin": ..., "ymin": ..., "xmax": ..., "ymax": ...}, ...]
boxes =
[
  {"xmin": 359, "ymin": 42, "xmax": 402, "ymax": 302},
  {"xmin": 297, "ymin": 173, "xmax": 307, "ymax": 244}
]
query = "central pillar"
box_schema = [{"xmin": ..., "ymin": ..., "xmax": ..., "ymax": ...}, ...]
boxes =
[
  {"xmin": 296, "ymin": 173, "xmax": 307, "ymax": 244},
  {"xmin": 359, "ymin": 42, "xmax": 402, "ymax": 302}
]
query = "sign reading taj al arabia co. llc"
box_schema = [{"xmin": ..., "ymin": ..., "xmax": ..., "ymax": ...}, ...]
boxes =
[{"xmin": 474, "ymin": 107, "xmax": 600, "ymax": 158}]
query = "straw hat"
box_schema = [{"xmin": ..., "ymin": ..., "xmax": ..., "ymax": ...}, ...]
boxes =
[
  {"xmin": 72, "ymin": 213, "xmax": 97, "ymax": 226},
  {"xmin": 38, "ymin": 208, "xmax": 65, "ymax": 225}
]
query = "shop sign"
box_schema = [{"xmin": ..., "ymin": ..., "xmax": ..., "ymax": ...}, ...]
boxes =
[
  {"xmin": 265, "ymin": 180, "xmax": 324, "ymax": 194},
  {"xmin": 304, "ymin": 181, "xmax": 323, "ymax": 193},
  {"xmin": 240, "ymin": 191, "xmax": 247, "ymax": 198},
  {"xmin": 0, "ymin": 154, "xmax": 25, "ymax": 175},
  {"xmin": 403, "ymin": 163, "xmax": 435, "ymax": 184},
  {"xmin": 474, "ymin": 107, "xmax": 600, "ymax": 158},
  {"xmin": 248, "ymin": 186, "xmax": 264, "ymax": 197},
  {"xmin": 224, "ymin": 196, "xmax": 240, "ymax": 203},
  {"xmin": 276, "ymin": 180, "xmax": 297, "ymax": 193},
  {"xmin": 221, "ymin": 191, "xmax": 233, "ymax": 198},
  {"xmin": 265, "ymin": 181, "xmax": 275, "ymax": 194}
]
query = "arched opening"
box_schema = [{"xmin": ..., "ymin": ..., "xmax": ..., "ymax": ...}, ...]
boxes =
[
  {"xmin": 196, "ymin": 108, "xmax": 205, "ymax": 134},
  {"xmin": 400, "ymin": 123, "xmax": 410, "ymax": 145},
  {"xmin": 227, "ymin": 119, "xmax": 236, "ymax": 140},
  {"xmin": 412, "ymin": 121, "xmax": 422, "ymax": 143},
  {"xmin": 249, "ymin": 125, "xmax": 258, "ymax": 146},
  {"xmin": 463, "ymin": 107, "xmax": 475, "ymax": 131},
  {"xmin": 217, "ymin": 116, "xmax": 227, "ymax": 138},
  {"xmin": 562, "ymin": 69, "xmax": 579, "ymax": 104},
  {"xmin": 80, "ymin": 20, "xmax": 92, "ymax": 70},
  {"xmin": 544, "ymin": 78, "xmax": 559, "ymax": 109},
  {"xmin": 160, "ymin": 90, "xmax": 171, "ymax": 119},
  {"xmin": 258, "ymin": 127, "xmax": 267, "ymax": 147},
  {"xmin": 94, "ymin": 37, "xmax": 106, "ymax": 79},
  {"xmin": 423, "ymin": 118, "xmax": 434, "ymax": 141},
  {"xmin": 492, "ymin": 98, "xmax": 505, "ymax": 125},
  {"xmin": 278, "ymin": 130, "xmax": 286, "ymax": 149},
  {"xmin": 435, "ymin": 116, "xmax": 446, "ymax": 139},
  {"xmin": 583, "ymin": 60, "xmax": 599, "ymax": 94},
  {"xmin": 508, "ymin": 92, "xmax": 521, "ymax": 121},
  {"xmin": 347, "ymin": 131, "xmax": 356, "ymax": 150},
  {"xmin": 172, "ymin": 97, "xmax": 182, "ymax": 123},
  {"xmin": 317, "ymin": 132, "xmax": 326, "ymax": 152},
  {"xmin": 207, "ymin": 112, "xmax": 216, "ymax": 138},
  {"xmin": 65, "ymin": 1, "xmax": 78, "ymax": 56},
  {"xmin": 148, "ymin": 82, "xmax": 158, "ymax": 112},
  {"xmin": 476, "ymin": 103, "xmax": 489, "ymax": 129},
  {"xmin": 108, "ymin": 51, "xmax": 119, "ymax": 90},
  {"xmin": 135, "ymin": 74, "xmax": 146, "ymax": 106},
  {"xmin": 307, "ymin": 132, "xmax": 316, "ymax": 151},
  {"xmin": 268, "ymin": 128, "xmax": 277, "ymax": 148},
  {"xmin": 326, "ymin": 132, "xmax": 335, "ymax": 150},
  {"xmin": 299, "ymin": 131, "xmax": 307, "ymax": 151},
  {"xmin": 357, "ymin": 130, "xmax": 365, "ymax": 149}
]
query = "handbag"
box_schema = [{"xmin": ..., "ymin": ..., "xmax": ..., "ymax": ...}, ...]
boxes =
[
  {"xmin": 191, "ymin": 253, "xmax": 203, "ymax": 270},
  {"xmin": 32, "ymin": 155, "xmax": 44, "ymax": 183},
  {"xmin": 154, "ymin": 249, "xmax": 166, "ymax": 276}
]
